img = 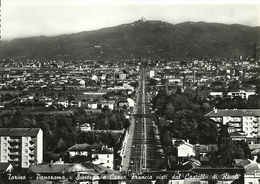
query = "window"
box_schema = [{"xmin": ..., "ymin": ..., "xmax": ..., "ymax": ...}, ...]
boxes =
[
  {"xmin": 4, "ymin": 143, "xmax": 7, "ymax": 147},
  {"xmin": 107, "ymin": 160, "xmax": 109, "ymax": 163},
  {"xmin": 249, "ymin": 182, "xmax": 253, "ymax": 184},
  {"xmin": 25, "ymin": 150, "xmax": 28, "ymax": 153},
  {"xmin": 24, "ymin": 156, "xmax": 28, "ymax": 160},
  {"xmin": 4, "ymin": 149, "xmax": 7, "ymax": 153},
  {"xmin": 25, "ymin": 143, "xmax": 28, "ymax": 146},
  {"xmin": 107, "ymin": 155, "xmax": 109, "ymax": 158},
  {"xmin": 3, "ymin": 156, "xmax": 7, "ymax": 160}
]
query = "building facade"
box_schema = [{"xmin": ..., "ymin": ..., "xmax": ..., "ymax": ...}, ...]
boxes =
[
  {"xmin": 205, "ymin": 109, "xmax": 260, "ymax": 143},
  {"xmin": 0, "ymin": 128, "xmax": 43, "ymax": 168},
  {"xmin": 92, "ymin": 148, "xmax": 114, "ymax": 169},
  {"xmin": 227, "ymin": 90, "xmax": 255, "ymax": 100}
]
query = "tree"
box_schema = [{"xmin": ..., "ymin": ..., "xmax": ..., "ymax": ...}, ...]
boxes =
[
  {"xmin": 196, "ymin": 119, "xmax": 219, "ymax": 144},
  {"xmin": 218, "ymin": 124, "xmax": 230, "ymax": 151},
  {"xmin": 11, "ymin": 109, "xmax": 23, "ymax": 127},
  {"xmin": 219, "ymin": 140, "xmax": 245, "ymax": 167},
  {"xmin": 168, "ymin": 111, "xmax": 198, "ymax": 142},
  {"xmin": 239, "ymin": 140, "xmax": 253, "ymax": 159},
  {"xmin": 175, "ymin": 87, "xmax": 182, "ymax": 94}
]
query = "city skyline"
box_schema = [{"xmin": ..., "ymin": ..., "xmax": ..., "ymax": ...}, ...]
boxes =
[{"xmin": 1, "ymin": 0, "xmax": 260, "ymax": 40}]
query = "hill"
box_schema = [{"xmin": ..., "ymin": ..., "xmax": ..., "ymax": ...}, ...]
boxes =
[{"xmin": 1, "ymin": 21, "xmax": 260, "ymax": 60}]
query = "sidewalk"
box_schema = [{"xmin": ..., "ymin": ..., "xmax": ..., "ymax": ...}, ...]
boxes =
[{"xmin": 120, "ymin": 89, "xmax": 140, "ymax": 171}]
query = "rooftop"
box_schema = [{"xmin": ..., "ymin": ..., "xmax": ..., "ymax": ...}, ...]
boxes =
[
  {"xmin": 0, "ymin": 128, "xmax": 41, "ymax": 137},
  {"xmin": 68, "ymin": 143, "xmax": 90, "ymax": 151},
  {"xmin": 205, "ymin": 109, "xmax": 260, "ymax": 117},
  {"xmin": 29, "ymin": 163, "xmax": 72, "ymax": 173},
  {"xmin": 92, "ymin": 148, "xmax": 113, "ymax": 155}
]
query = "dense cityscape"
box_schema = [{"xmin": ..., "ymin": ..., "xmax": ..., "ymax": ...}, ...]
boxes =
[
  {"xmin": 0, "ymin": 18, "xmax": 260, "ymax": 184},
  {"xmin": 0, "ymin": 53, "xmax": 259, "ymax": 184}
]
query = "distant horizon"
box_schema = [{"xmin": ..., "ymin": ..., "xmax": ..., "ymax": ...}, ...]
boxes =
[
  {"xmin": 2, "ymin": 3, "xmax": 260, "ymax": 40},
  {"xmin": 2, "ymin": 20, "xmax": 260, "ymax": 42}
]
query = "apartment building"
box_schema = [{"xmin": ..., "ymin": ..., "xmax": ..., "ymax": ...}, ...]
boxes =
[
  {"xmin": 0, "ymin": 128, "xmax": 43, "ymax": 168},
  {"xmin": 205, "ymin": 109, "xmax": 260, "ymax": 143}
]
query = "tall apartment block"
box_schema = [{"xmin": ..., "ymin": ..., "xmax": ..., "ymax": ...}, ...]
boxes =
[
  {"xmin": 0, "ymin": 128, "xmax": 43, "ymax": 168},
  {"xmin": 205, "ymin": 109, "xmax": 260, "ymax": 144}
]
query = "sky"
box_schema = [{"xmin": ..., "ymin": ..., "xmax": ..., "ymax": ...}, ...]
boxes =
[{"xmin": 1, "ymin": 0, "xmax": 260, "ymax": 40}]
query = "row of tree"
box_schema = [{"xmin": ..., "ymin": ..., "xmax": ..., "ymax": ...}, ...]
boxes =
[
  {"xmin": 152, "ymin": 86, "xmax": 254, "ymax": 168},
  {"xmin": 0, "ymin": 107, "xmax": 129, "ymax": 162}
]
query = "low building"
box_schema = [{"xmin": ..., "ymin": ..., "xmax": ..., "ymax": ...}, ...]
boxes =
[
  {"xmin": 68, "ymin": 143, "xmax": 114, "ymax": 169},
  {"xmin": 79, "ymin": 123, "xmax": 92, "ymax": 132},
  {"xmin": 70, "ymin": 100, "xmax": 82, "ymax": 107},
  {"xmin": 56, "ymin": 99, "xmax": 69, "ymax": 108},
  {"xmin": 92, "ymin": 147, "xmax": 114, "ymax": 169},
  {"xmin": 227, "ymin": 90, "xmax": 255, "ymax": 100},
  {"xmin": 68, "ymin": 143, "xmax": 90, "ymax": 158},
  {"xmin": 209, "ymin": 92, "xmax": 223, "ymax": 98},
  {"xmin": 99, "ymin": 100, "xmax": 115, "ymax": 110},
  {"xmin": 173, "ymin": 139, "xmax": 195, "ymax": 158},
  {"xmin": 87, "ymin": 101, "xmax": 98, "ymax": 109},
  {"xmin": 28, "ymin": 161, "xmax": 126, "ymax": 183}
]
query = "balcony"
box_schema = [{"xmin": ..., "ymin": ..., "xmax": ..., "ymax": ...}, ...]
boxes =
[
  {"xmin": 251, "ymin": 130, "xmax": 259, "ymax": 134},
  {"xmin": 29, "ymin": 139, "xmax": 36, "ymax": 144},
  {"xmin": 29, "ymin": 146, "xmax": 35, "ymax": 151},
  {"xmin": 29, "ymin": 158, "xmax": 35, "ymax": 163},
  {"xmin": 230, "ymin": 124, "xmax": 242, "ymax": 128},
  {"xmin": 9, "ymin": 145, "xmax": 20, "ymax": 150},
  {"xmin": 8, "ymin": 152, "xmax": 21, "ymax": 157},
  {"xmin": 29, "ymin": 152, "xmax": 35, "ymax": 157},
  {"xmin": 9, "ymin": 138, "xmax": 21, "ymax": 142},
  {"xmin": 9, "ymin": 158, "xmax": 20, "ymax": 163},
  {"xmin": 8, "ymin": 139, "xmax": 21, "ymax": 144},
  {"xmin": 254, "ymin": 124, "xmax": 259, "ymax": 129}
]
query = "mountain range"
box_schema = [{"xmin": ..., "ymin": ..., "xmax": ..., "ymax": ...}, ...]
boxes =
[{"xmin": 1, "ymin": 20, "xmax": 260, "ymax": 60}]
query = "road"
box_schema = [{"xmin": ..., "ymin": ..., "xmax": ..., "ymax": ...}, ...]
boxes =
[{"xmin": 121, "ymin": 65, "xmax": 162, "ymax": 174}]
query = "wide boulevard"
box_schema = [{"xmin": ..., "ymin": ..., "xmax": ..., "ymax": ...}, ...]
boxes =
[{"xmin": 121, "ymin": 65, "xmax": 162, "ymax": 174}]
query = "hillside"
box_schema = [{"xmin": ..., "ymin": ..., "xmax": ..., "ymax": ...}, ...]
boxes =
[{"xmin": 1, "ymin": 21, "xmax": 260, "ymax": 60}]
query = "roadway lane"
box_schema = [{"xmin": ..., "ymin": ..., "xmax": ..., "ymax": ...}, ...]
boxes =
[{"xmin": 141, "ymin": 67, "xmax": 162, "ymax": 172}]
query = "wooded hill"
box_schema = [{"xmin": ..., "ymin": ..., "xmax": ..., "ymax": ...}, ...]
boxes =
[{"xmin": 1, "ymin": 21, "xmax": 259, "ymax": 60}]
